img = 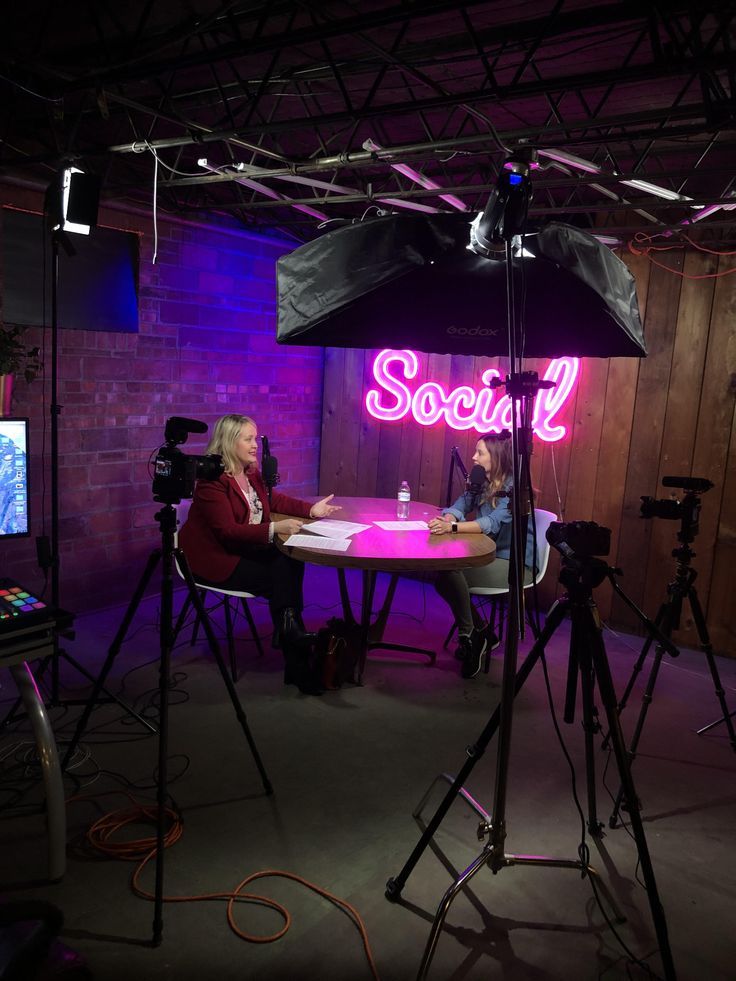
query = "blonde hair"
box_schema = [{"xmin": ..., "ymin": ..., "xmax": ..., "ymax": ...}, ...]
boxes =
[
  {"xmin": 478, "ymin": 433, "xmax": 513, "ymax": 506},
  {"xmin": 206, "ymin": 414, "xmax": 256, "ymax": 474}
]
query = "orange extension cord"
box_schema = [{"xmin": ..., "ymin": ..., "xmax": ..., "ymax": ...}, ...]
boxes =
[
  {"xmin": 74, "ymin": 794, "xmax": 381, "ymax": 980},
  {"xmin": 627, "ymin": 231, "xmax": 736, "ymax": 278}
]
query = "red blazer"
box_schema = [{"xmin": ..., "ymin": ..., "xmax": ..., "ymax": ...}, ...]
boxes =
[{"xmin": 179, "ymin": 470, "xmax": 313, "ymax": 584}]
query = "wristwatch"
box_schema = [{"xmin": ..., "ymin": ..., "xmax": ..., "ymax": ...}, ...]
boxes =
[{"xmin": 451, "ymin": 521, "xmax": 458, "ymax": 533}]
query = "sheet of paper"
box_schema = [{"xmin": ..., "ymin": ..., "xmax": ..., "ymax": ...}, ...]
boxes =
[
  {"xmin": 284, "ymin": 534, "xmax": 352, "ymax": 552},
  {"xmin": 374, "ymin": 520, "xmax": 430, "ymax": 531},
  {"xmin": 302, "ymin": 519, "xmax": 371, "ymax": 539}
]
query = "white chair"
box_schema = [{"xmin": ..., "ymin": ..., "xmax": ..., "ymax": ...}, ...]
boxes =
[
  {"xmin": 172, "ymin": 528, "xmax": 265, "ymax": 682},
  {"xmin": 444, "ymin": 509, "xmax": 558, "ymax": 654}
]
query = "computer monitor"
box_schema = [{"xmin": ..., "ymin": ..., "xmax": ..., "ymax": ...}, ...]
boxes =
[{"xmin": 0, "ymin": 417, "xmax": 30, "ymax": 538}]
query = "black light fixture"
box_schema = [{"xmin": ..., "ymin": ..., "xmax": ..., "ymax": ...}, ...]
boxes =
[{"xmin": 47, "ymin": 165, "xmax": 100, "ymax": 236}]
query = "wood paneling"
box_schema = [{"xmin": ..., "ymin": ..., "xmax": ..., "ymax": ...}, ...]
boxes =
[{"xmin": 319, "ymin": 247, "xmax": 736, "ymax": 656}]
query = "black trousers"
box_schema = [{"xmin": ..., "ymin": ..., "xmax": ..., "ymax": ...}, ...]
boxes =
[{"xmin": 198, "ymin": 547, "xmax": 305, "ymax": 626}]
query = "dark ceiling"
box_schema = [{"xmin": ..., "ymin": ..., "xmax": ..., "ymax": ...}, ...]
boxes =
[{"xmin": 2, "ymin": 0, "xmax": 735, "ymax": 244}]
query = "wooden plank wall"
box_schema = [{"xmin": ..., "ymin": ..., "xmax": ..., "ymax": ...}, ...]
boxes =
[{"xmin": 319, "ymin": 246, "xmax": 736, "ymax": 656}]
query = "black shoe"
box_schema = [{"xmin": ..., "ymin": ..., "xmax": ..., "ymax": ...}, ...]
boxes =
[
  {"xmin": 483, "ymin": 624, "xmax": 500, "ymax": 653},
  {"xmin": 278, "ymin": 608, "xmax": 315, "ymax": 648},
  {"xmin": 459, "ymin": 629, "xmax": 488, "ymax": 679}
]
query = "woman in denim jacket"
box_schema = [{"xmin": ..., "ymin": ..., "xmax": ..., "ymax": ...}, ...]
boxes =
[{"xmin": 429, "ymin": 432, "xmax": 535, "ymax": 679}]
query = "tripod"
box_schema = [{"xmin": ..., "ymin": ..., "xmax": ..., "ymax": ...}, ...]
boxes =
[
  {"xmin": 609, "ymin": 515, "xmax": 736, "ymax": 828},
  {"xmin": 62, "ymin": 501, "xmax": 272, "ymax": 945},
  {"xmin": 386, "ymin": 552, "xmax": 676, "ymax": 981}
]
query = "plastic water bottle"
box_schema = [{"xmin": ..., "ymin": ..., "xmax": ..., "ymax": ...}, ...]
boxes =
[{"xmin": 397, "ymin": 480, "xmax": 411, "ymax": 519}]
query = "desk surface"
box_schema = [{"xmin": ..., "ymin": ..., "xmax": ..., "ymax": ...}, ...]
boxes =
[{"xmin": 275, "ymin": 496, "xmax": 495, "ymax": 572}]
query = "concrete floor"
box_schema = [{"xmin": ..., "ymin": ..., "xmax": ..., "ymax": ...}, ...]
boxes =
[{"xmin": 1, "ymin": 566, "xmax": 735, "ymax": 981}]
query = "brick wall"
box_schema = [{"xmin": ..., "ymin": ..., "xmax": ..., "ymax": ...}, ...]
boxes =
[{"xmin": 1, "ymin": 184, "xmax": 323, "ymax": 610}]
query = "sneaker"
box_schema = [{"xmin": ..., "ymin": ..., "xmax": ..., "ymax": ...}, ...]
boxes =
[
  {"xmin": 459, "ymin": 629, "xmax": 488, "ymax": 679},
  {"xmin": 472, "ymin": 621, "xmax": 500, "ymax": 655},
  {"xmin": 484, "ymin": 624, "xmax": 501, "ymax": 653}
]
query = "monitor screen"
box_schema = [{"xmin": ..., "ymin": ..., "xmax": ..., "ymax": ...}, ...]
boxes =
[{"xmin": 0, "ymin": 417, "xmax": 30, "ymax": 538}]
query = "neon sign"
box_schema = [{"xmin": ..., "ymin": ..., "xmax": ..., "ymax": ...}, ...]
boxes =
[{"xmin": 365, "ymin": 350, "xmax": 579, "ymax": 442}]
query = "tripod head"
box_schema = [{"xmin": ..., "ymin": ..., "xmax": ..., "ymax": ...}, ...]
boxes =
[
  {"xmin": 547, "ymin": 520, "xmax": 613, "ymax": 592},
  {"xmin": 640, "ymin": 475, "xmax": 713, "ymax": 564}
]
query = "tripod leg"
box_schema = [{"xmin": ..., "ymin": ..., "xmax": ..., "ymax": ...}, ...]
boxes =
[
  {"xmin": 175, "ymin": 549, "xmax": 272, "ymax": 795},
  {"xmin": 171, "ymin": 593, "xmax": 193, "ymax": 647},
  {"xmin": 222, "ymin": 596, "xmax": 237, "ymax": 682},
  {"xmin": 61, "ymin": 550, "xmax": 162, "ymax": 770},
  {"xmin": 609, "ymin": 633, "xmax": 670, "ymax": 828},
  {"xmin": 687, "ymin": 589, "xmax": 736, "ymax": 750},
  {"xmin": 152, "ymin": 552, "xmax": 174, "ymax": 945},
  {"xmin": 574, "ymin": 614, "xmax": 604, "ymax": 836},
  {"xmin": 385, "ymin": 598, "xmax": 569, "ymax": 901},
  {"xmin": 588, "ymin": 609, "xmax": 676, "ymax": 981},
  {"xmin": 616, "ymin": 604, "xmax": 666, "ymax": 716}
]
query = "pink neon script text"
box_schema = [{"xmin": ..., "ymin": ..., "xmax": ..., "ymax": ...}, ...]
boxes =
[{"xmin": 365, "ymin": 349, "xmax": 579, "ymax": 442}]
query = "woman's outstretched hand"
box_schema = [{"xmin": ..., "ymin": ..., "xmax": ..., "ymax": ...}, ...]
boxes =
[
  {"xmin": 274, "ymin": 518, "xmax": 304, "ymax": 536},
  {"xmin": 309, "ymin": 494, "xmax": 342, "ymax": 519}
]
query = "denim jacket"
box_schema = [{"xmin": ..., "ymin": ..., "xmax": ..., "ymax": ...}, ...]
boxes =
[{"xmin": 443, "ymin": 478, "xmax": 537, "ymax": 569}]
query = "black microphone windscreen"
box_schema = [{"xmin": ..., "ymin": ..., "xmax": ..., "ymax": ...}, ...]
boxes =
[
  {"xmin": 469, "ymin": 464, "xmax": 486, "ymax": 491},
  {"xmin": 263, "ymin": 455, "xmax": 279, "ymax": 483},
  {"xmin": 169, "ymin": 416, "xmax": 208, "ymax": 434},
  {"xmin": 661, "ymin": 475, "xmax": 713, "ymax": 492}
]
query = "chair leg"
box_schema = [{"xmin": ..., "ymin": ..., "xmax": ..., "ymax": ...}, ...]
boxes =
[
  {"xmin": 241, "ymin": 598, "xmax": 265, "ymax": 658},
  {"xmin": 173, "ymin": 594, "xmax": 193, "ymax": 646},
  {"xmin": 222, "ymin": 597, "xmax": 237, "ymax": 682},
  {"xmin": 443, "ymin": 621, "xmax": 457, "ymax": 649},
  {"xmin": 191, "ymin": 589, "xmax": 207, "ymax": 646},
  {"xmin": 495, "ymin": 598, "xmax": 506, "ymax": 644}
]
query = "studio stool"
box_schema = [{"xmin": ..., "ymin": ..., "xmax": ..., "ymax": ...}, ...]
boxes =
[
  {"xmin": 180, "ymin": 583, "xmax": 265, "ymax": 682},
  {"xmin": 172, "ymin": 534, "xmax": 265, "ymax": 682}
]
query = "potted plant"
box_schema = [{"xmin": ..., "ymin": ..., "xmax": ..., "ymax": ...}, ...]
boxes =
[{"xmin": 0, "ymin": 325, "xmax": 42, "ymax": 415}]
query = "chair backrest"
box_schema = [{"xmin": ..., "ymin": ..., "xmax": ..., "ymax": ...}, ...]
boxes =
[{"xmin": 529, "ymin": 509, "xmax": 557, "ymax": 585}]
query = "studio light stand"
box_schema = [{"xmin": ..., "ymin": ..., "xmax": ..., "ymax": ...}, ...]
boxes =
[
  {"xmin": 385, "ymin": 154, "xmax": 676, "ymax": 980},
  {"xmin": 62, "ymin": 452, "xmax": 273, "ymax": 944},
  {"xmin": 3, "ymin": 169, "xmax": 148, "ymax": 732}
]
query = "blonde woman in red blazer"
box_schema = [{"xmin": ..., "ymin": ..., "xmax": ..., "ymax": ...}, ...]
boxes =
[{"xmin": 180, "ymin": 413, "xmax": 339, "ymax": 692}]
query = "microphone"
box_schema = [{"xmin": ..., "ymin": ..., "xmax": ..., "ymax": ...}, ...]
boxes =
[
  {"xmin": 260, "ymin": 435, "xmax": 280, "ymax": 499},
  {"xmin": 661, "ymin": 475, "xmax": 713, "ymax": 493},
  {"xmin": 466, "ymin": 464, "xmax": 486, "ymax": 507},
  {"xmin": 262, "ymin": 455, "xmax": 279, "ymax": 489}
]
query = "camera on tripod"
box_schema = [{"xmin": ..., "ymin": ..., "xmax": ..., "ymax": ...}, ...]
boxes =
[
  {"xmin": 640, "ymin": 475, "xmax": 713, "ymax": 541},
  {"xmin": 152, "ymin": 416, "xmax": 224, "ymax": 504},
  {"xmin": 546, "ymin": 520, "xmax": 611, "ymax": 559}
]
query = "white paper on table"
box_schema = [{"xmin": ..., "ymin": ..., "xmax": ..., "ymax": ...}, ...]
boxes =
[
  {"xmin": 284, "ymin": 534, "xmax": 352, "ymax": 552},
  {"xmin": 374, "ymin": 520, "xmax": 430, "ymax": 531},
  {"xmin": 302, "ymin": 519, "xmax": 371, "ymax": 539}
]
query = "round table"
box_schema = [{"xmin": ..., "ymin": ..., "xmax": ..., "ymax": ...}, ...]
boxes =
[{"xmin": 275, "ymin": 496, "xmax": 496, "ymax": 680}]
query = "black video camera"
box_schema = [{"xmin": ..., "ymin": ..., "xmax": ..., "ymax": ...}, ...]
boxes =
[
  {"xmin": 640, "ymin": 475, "xmax": 713, "ymax": 544},
  {"xmin": 546, "ymin": 520, "xmax": 611, "ymax": 558},
  {"xmin": 152, "ymin": 417, "xmax": 224, "ymax": 504}
]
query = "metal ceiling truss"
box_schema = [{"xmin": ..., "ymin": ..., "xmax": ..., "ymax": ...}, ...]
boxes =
[{"xmin": 1, "ymin": 1, "xmax": 734, "ymax": 242}]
